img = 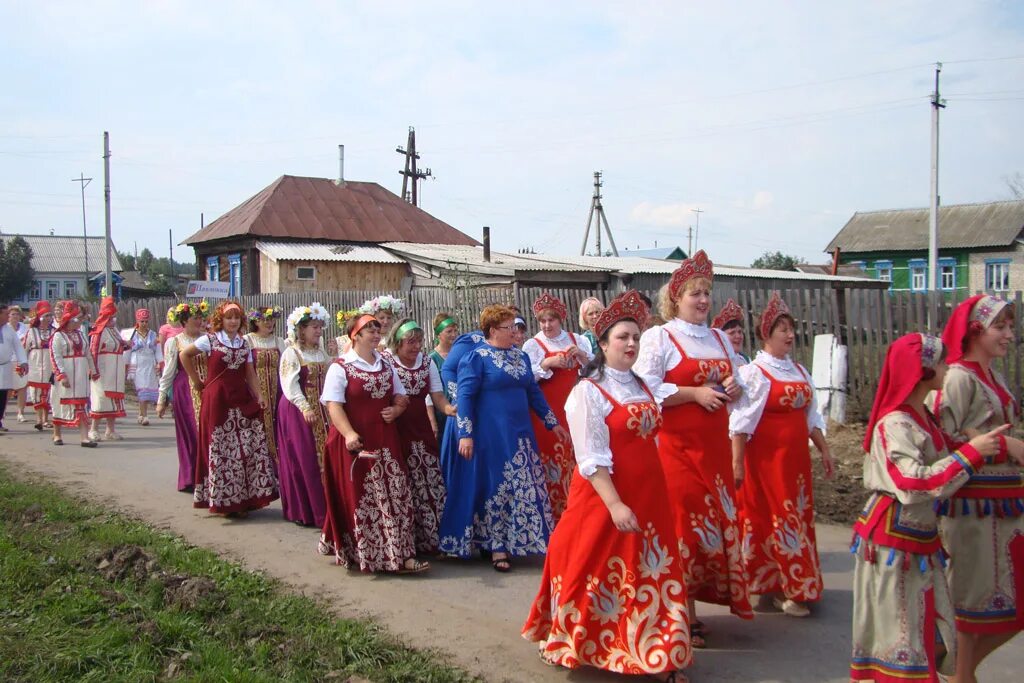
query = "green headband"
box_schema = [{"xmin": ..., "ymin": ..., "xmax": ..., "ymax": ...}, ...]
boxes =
[
  {"xmin": 433, "ymin": 317, "xmax": 456, "ymax": 335},
  {"xmin": 397, "ymin": 320, "xmax": 422, "ymax": 338}
]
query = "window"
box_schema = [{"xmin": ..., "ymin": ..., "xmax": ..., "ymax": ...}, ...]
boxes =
[
  {"xmin": 228, "ymin": 253, "xmax": 242, "ymax": 297},
  {"xmin": 30, "ymin": 281, "xmax": 41, "ymax": 300},
  {"xmin": 939, "ymin": 257, "xmax": 956, "ymax": 291},
  {"xmin": 873, "ymin": 260, "xmax": 893, "ymax": 283},
  {"xmin": 63, "ymin": 280, "xmax": 78, "ymax": 298},
  {"xmin": 296, "ymin": 266, "xmax": 316, "ymax": 281},
  {"xmin": 46, "ymin": 280, "xmax": 60, "ymax": 300},
  {"xmin": 986, "ymin": 259, "xmax": 1011, "ymax": 292},
  {"xmin": 909, "ymin": 260, "xmax": 927, "ymax": 292},
  {"xmin": 206, "ymin": 256, "xmax": 219, "ymax": 281},
  {"xmin": 850, "ymin": 261, "xmax": 867, "ymax": 271}
]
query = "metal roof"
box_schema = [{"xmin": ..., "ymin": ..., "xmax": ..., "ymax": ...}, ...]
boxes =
[
  {"xmin": 255, "ymin": 240, "xmax": 405, "ymax": 264},
  {"xmin": 619, "ymin": 246, "xmax": 687, "ymax": 260},
  {"xmin": 381, "ymin": 242, "xmax": 613, "ymax": 276},
  {"xmin": 826, "ymin": 200, "xmax": 1024, "ymax": 253},
  {"xmin": 183, "ymin": 175, "xmax": 479, "ymax": 247},
  {"xmin": 1, "ymin": 233, "xmax": 123, "ymax": 274}
]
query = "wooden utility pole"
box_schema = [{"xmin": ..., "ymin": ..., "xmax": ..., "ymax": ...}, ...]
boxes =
[
  {"xmin": 928, "ymin": 62, "xmax": 945, "ymax": 292},
  {"xmin": 691, "ymin": 207, "xmax": 704, "ymax": 251},
  {"xmin": 579, "ymin": 171, "xmax": 619, "ymax": 256},
  {"xmin": 103, "ymin": 131, "xmax": 112, "ymax": 297},
  {"xmin": 71, "ymin": 173, "xmax": 92, "ymax": 290},
  {"xmin": 396, "ymin": 127, "xmax": 431, "ymax": 206}
]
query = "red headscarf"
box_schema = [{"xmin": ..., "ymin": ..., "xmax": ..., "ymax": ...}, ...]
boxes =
[
  {"xmin": 863, "ymin": 333, "xmax": 944, "ymax": 451},
  {"xmin": 29, "ymin": 301, "xmax": 52, "ymax": 329},
  {"xmin": 89, "ymin": 297, "xmax": 119, "ymax": 365},
  {"xmin": 57, "ymin": 300, "xmax": 81, "ymax": 331},
  {"xmin": 941, "ymin": 294, "xmax": 1011, "ymax": 365}
]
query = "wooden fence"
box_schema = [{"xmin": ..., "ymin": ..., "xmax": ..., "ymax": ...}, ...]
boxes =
[{"xmin": 117, "ymin": 287, "xmax": 1024, "ymax": 422}]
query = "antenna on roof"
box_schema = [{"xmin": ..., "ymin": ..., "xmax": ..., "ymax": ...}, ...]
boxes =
[{"xmin": 579, "ymin": 171, "xmax": 619, "ymax": 256}]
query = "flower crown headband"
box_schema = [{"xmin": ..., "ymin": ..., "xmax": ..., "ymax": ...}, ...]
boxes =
[
  {"xmin": 358, "ymin": 295, "xmax": 405, "ymax": 316},
  {"xmin": 286, "ymin": 303, "xmax": 330, "ymax": 340},
  {"xmin": 167, "ymin": 301, "xmax": 209, "ymax": 324},
  {"xmin": 247, "ymin": 306, "xmax": 282, "ymax": 323}
]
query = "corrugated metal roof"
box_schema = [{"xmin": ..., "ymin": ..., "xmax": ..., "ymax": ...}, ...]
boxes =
[
  {"xmin": 826, "ymin": 200, "xmax": 1024, "ymax": 253},
  {"xmin": 1, "ymin": 233, "xmax": 123, "ymax": 273},
  {"xmin": 183, "ymin": 175, "xmax": 479, "ymax": 247},
  {"xmin": 619, "ymin": 246, "xmax": 687, "ymax": 260},
  {"xmin": 382, "ymin": 242, "xmax": 614, "ymax": 275},
  {"xmin": 255, "ymin": 241, "xmax": 405, "ymax": 263}
]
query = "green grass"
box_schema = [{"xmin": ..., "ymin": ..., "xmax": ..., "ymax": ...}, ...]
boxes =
[{"xmin": 0, "ymin": 463, "xmax": 478, "ymax": 683}]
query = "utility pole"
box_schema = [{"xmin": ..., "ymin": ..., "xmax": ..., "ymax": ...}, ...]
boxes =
[
  {"xmin": 396, "ymin": 127, "xmax": 431, "ymax": 206},
  {"xmin": 691, "ymin": 208, "xmax": 704, "ymax": 251},
  {"xmin": 579, "ymin": 171, "xmax": 619, "ymax": 256},
  {"xmin": 103, "ymin": 131, "xmax": 112, "ymax": 297},
  {"xmin": 71, "ymin": 173, "xmax": 92, "ymax": 292},
  {"xmin": 928, "ymin": 62, "xmax": 945, "ymax": 292},
  {"xmin": 169, "ymin": 229, "xmax": 174, "ymax": 280},
  {"xmin": 687, "ymin": 226, "xmax": 694, "ymax": 257}
]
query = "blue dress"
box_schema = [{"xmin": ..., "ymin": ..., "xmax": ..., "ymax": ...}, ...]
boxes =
[
  {"xmin": 438, "ymin": 331, "xmax": 486, "ymax": 490},
  {"xmin": 438, "ymin": 342, "xmax": 559, "ymax": 557}
]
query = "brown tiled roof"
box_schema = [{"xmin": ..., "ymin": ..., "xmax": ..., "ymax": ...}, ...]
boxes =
[{"xmin": 183, "ymin": 175, "xmax": 478, "ymax": 247}]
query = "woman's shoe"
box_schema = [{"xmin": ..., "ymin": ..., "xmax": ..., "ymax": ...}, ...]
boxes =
[
  {"xmin": 773, "ymin": 598, "xmax": 810, "ymax": 618},
  {"xmin": 88, "ymin": 430, "xmax": 101, "ymax": 442}
]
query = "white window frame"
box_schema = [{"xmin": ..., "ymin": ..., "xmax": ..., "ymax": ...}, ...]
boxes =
[
  {"xmin": 30, "ymin": 280, "xmax": 41, "ymax": 300},
  {"xmin": 986, "ymin": 260, "xmax": 1011, "ymax": 292},
  {"xmin": 909, "ymin": 261, "xmax": 927, "ymax": 292},
  {"xmin": 46, "ymin": 280, "xmax": 60, "ymax": 300},
  {"xmin": 939, "ymin": 258, "xmax": 956, "ymax": 291},
  {"xmin": 295, "ymin": 265, "xmax": 316, "ymax": 281},
  {"xmin": 63, "ymin": 280, "xmax": 78, "ymax": 298}
]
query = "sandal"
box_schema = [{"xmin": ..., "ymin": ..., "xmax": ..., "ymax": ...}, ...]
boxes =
[
  {"xmin": 690, "ymin": 633, "xmax": 706, "ymax": 649},
  {"xmin": 398, "ymin": 558, "xmax": 430, "ymax": 575},
  {"xmin": 491, "ymin": 555, "xmax": 512, "ymax": 573},
  {"xmin": 34, "ymin": 423, "xmax": 44, "ymax": 431},
  {"xmin": 690, "ymin": 619, "xmax": 710, "ymax": 637},
  {"xmin": 52, "ymin": 438, "xmax": 64, "ymax": 446},
  {"xmin": 80, "ymin": 441, "xmax": 98, "ymax": 448},
  {"xmin": 646, "ymin": 670, "xmax": 689, "ymax": 682}
]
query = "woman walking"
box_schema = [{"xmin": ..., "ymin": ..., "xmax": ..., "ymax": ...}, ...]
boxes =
[
  {"xmin": 244, "ymin": 306, "xmax": 287, "ymax": 463},
  {"xmin": 23, "ymin": 301, "xmax": 55, "ymax": 431},
  {"xmin": 438, "ymin": 304, "xmax": 568, "ymax": 571},
  {"xmin": 635, "ymin": 250, "xmax": 753, "ymax": 643},
  {"xmin": 49, "ymin": 301, "xmax": 97, "ymax": 447},
  {"xmin": 276, "ymin": 303, "xmax": 331, "ymax": 527},
  {"xmin": 523, "ymin": 291, "xmax": 692, "ymax": 681},
  {"xmin": 156, "ymin": 302, "xmax": 207, "ymax": 493},
  {"xmin": 180, "ymin": 300, "xmax": 278, "ymax": 517},
  {"xmin": 318, "ymin": 313, "xmax": 426, "ymax": 573},
  {"xmin": 0, "ymin": 304, "xmax": 29, "ymax": 433},
  {"xmin": 88, "ymin": 296, "xmax": 128, "ymax": 441},
  {"xmin": 7, "ymin": 305, "xmax": 30, "ymax": 423},
  {"xmin": 729, "ymin": 293, "xmax": 834, "ymax": 617},
  {"xmin": 385, "ymin": 317, "xmax": 456, "ymax": 555},
  {"xmin": 428, "ymin": 311, "xmax": 459, "ymax": 436},
  {"xmin": 125, "ymin": 308, "xmax": 161, "ymax": 425},
  {"xmin": 522, "ymin": 292, "xmax": 592, "ymax": 522}
]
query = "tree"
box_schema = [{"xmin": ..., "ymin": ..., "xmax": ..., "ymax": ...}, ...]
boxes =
[
  {"xmin": 0, "ymin": 237, "xmax": 36, "ymax": 301},
  {"xmin": 751, "ymin": 251, "xmax": 806, "ymax": 271},
  {"xmin": 137, "ymin": 248, "xmax": 155, "ymax": 276},
  {"xmin": 117, "ymin": 249, "xmax": 136, "ymax": 271}
]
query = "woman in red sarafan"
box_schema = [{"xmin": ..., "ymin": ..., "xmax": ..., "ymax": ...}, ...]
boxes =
[
  {"xmin": 522, "ymin": 292, "xmax": 592, "ymax": 523},
  {"xmin": 87, "ymin": 296, "xmax": 129, "ymax": 441},
  {"xmin": 634, "ymin": 250, "xmax": 753, "ymax": 645},
  {"xmin": 317, "ymin": 314, "xmax": 428, "ymax": 574},
  {"xmin": 729, "ymin": 292, "xmax": 834, "ymax": 618},
  {"xmin": 523, "ymin": 290, "xmax": 691, "ymax": 681},
  {"xmin": 179, "ymin": 300, "xmax": 278, "ymax": 517}
]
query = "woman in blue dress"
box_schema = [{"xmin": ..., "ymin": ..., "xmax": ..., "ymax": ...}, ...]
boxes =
[{"xmin": 438, "ymin": 304, "xmax": 569, "ymax": 571}]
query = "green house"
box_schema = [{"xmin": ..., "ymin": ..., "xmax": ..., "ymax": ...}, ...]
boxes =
[{"xmin": 825, "ymin": 200, "xmax": 1024, "ymax": 295}]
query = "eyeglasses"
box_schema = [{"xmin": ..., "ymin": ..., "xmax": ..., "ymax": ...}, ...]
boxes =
[{"xmin": 495, "ymin": 324, "xmax": 515, "ymax": 331}]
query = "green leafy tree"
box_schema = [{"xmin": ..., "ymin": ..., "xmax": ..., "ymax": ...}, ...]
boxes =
[
  {"xmin": 751, "ymin": 250, "xmax": 806, "ymax": 271},
  {"xmin": 117, "ymin": 250, "xmax": 136, "ymax": 271},
  {"xmin": 137, "ymin": 248, "xmax": 155, "ymax": 276},
  {"xmin": 0, "ymin": 237, "xmax": 36, "ymax": 301}
]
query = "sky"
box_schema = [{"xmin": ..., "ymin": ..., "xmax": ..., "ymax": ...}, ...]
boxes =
[{"xmin": 1, "ymin": 1, "xmax": 1023, "ymax": 268}]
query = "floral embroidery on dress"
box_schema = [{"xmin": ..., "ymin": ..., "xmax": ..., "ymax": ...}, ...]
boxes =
[
  {"xmin": 626, "ymin": 402, "xmax": 661, "ymax": 440},
  {"xmin": 342, "ymin": 447, "xmax": 416, "ymax": 572},
  {"xmin": 779, "ymin": 383, "xmax": 812, "ymax": 409},
  {"xmin": 405, "ymin": 440, "xmax": 447, "ymax": 554},
  {"xmin": 475, "ymin": 346, "xmax": 529, "ymax": 379},
  {"xmin": 341, "ymin": 359, "xmax": 392, "ymax": 400},
  {"xmin": 457, "ymin": 415, "xmax": 473, "ymax": 434},
  {"xmin": 693, "ymin": 358, "xmax": 731, "ymax": 385},
  {"xmin": 390, "ymin": 354, "xmax": 430, "ymax": 396},
  {"xmin": 193, "ymin": 408, "xmax": 276, "ymax": 508},
  {"xmin": 543, "ymin": 410, "xmax": 559, "ymax": 427}
]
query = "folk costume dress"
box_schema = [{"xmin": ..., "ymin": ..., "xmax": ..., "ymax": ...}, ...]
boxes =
[
  {"xmin": 9, "ymin": 321, "xmax": 29, "ymax": 392},
  {"xmin": 437, "ymin": 342, "xmax": 558, "ymax": 558},
  {"xmin": 523, "ymin": 329, "xmax": 593, "ymax": 522},
  {"xmin": 318, "ymin": 349, "xmax": 418, "ymax": 572},
  {"xmin": 438, "ymin": 330, "xmax": 485, "ymax": 490},
  {"xmin": 159, "ymin": 331, "xmax": 205, "ymax": 492},
  {"xmin": 0, "ymin": 323, "xmax": 29, "ymax": 406},
  {"xmin": 24, "ymin": 322, "xmax": 54, "ymax": 411},
  {"xmin": 730, "ymin": 351, "xmax": 827, "ymax": 603},
  {"xmin": 192, "ymin": 332, "xmax": 278, "ymax": 514},
  {"xmin": 387, "ymin": 350, "xmax": 447, "ymax": 554},
  {"xmin": 851, "ymin": 334, "xmax": 990, "ymax": 681},
  {"xmin": 276, "ymin": 344, "xmax": 330, "ymax": 527},
  {"xmin": 50, "ymin": 328, "xmax": 96, "ymax": 427},
  {"xmin": 523, "ymin": 368, "xmax": 693, "ymax": 674},
  {"xmin": 244, "ymin": 333, "xmax": 288, "ymax": 463},
  {"xmin": 932, "ymin": 295, "xmax": 1024, "ymax": 635},
  {"xmin": 636, "ymin": 317, "xmax": 753, "ymax": 618},
  {"xmin": 125, "ymin": 328, "xmax": 161, "ymax": 404},
  {"xmin": 88, "ymin": 324, "xmax": 128, "ymax": 420},
  {"xmin": 428, "ymin": 348, "xmax": 450, "ymax": 436}
]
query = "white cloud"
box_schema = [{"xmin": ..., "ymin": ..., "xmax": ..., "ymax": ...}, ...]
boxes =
[
  {"xmin": 629, "ymin": 202, "xmax": 708, "ymax": 228},
  {"xmin": 752, "ymin": 191, "xmax": 774, "ymax": 210}
]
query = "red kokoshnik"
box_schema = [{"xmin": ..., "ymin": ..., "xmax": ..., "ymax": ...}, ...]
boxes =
[
  {"xmin": 592, "ymin": 289, "xmax": 649, "ymax": 339},
  {"xmin": 758, "ymin": 291, "xmax": 790, "ymax": 340},
  {"xmin": 532, "ymin": 292, "xmax": 568, "ymax": 321},
  {"xmin": 668, "ymin": 249, "xmax": 714, "ymax": 300},
  {"xmin": 712, "ymin": 298, "xmax": 743, "ymax": 330}
]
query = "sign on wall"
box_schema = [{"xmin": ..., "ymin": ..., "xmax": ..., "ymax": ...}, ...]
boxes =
[{"xmin": 186, "ymin": 280, "xmax": 231, "ymax": 299}]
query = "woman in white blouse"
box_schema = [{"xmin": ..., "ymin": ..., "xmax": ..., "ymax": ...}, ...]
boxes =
[
  {"xmin": 634, "ymin": 249, "xmax": 752, "ymax": 643},
  {"xmin": 729, "ymin": 292, "xmax": 834, "ymax": 618},
  {"xmin": 523, "ymin": 290, "xmax": 692, "ymax": 680}
]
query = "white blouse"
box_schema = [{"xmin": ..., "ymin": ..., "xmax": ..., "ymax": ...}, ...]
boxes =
[
  {"xmin": 193, "ymin": 330, "xmax": 253, "ymax": 363},
  {"xmin": 565, "ymin": 367, "xmax": 656, "ymax": 477},
  {"xmin": 729, "ymin": 351, "xmax": 827, "ymax": 437},
  {"xmin": 635, "ymin": 317, "xmax": 746, "ymax": 401},
  {"xmin": 320, "ymin": 349, "xmax": 406, "ymax": 404},
  {"xmin": 279, "ymin": 345, "xmax": 331, "ymax": 412},
  {"xmin": 522, "ymin": 329, "xmax": 594, "ymax": 380},
  {"xmin": 157, "ymin": 332, "xmax": 200, "ymax": 397},
  {"xmin": 390, "ymin": 352, "xmax": 443, "ymax": 393},
  {"xmin": 244, "ymin": 333, "xmax": 288, "ymax": 353}
]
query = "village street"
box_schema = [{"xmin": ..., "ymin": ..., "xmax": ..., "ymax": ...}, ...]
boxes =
[{"xmin": 1, "ymin": 414, "xmax": 1021, "ymax": 683}]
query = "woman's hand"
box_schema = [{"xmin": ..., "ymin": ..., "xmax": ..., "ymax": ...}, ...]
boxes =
[
  {"xmin": 258, "ymin": 395, "xmax": 267, "ymax": 411},
  {"xmin": 61, "ymin": 378, "xmax": 71, "ymax": 389},
  {"xmin": 344, "ymin": 430, "xmax": 363, "ymax": 452},
  {"xmin": 722, "ymin": 376, "xmax": 742, "ymax": 401},
  {"xmin": 969, "ymin": 424, "xmax": 1012, "ymax": 459},
  {"xmin": 732, "ymin": 455, "xmax": 745, "ymax": 488},
  {"xmin": 381, "ymin": 406, "xmax": 398, "ymax": 423},
  {"xmin": 302, "ymin": 408, "xmax": 318, "ymax": 425},
  {"xmin": 394, "ymin": 394, "xmax": 410, "ymax": 409},
  {"xmin": 553, "ymin": 425, "xmax": 570, "ymax": 443},
  {"xmin": 156, "ymin": 401, "xmax": 167, "ymax": 419},
  {"xmin": 820, "ymin": 448, "xmax": 836, "ymax": 479},
  {"xmin": 458, "ymin": 437, "xmax": 473, "ymax": 460},
  {"xmin": 608, "ymin": 502, "xmax": 641, "ymax": 533},
  {"xmin": 444, "ymin": 404, "xmax": 457, "ymax": 417},
  {"xmin": 695, "ymin": 386, "xmax": 729, "ymax": 412}
]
